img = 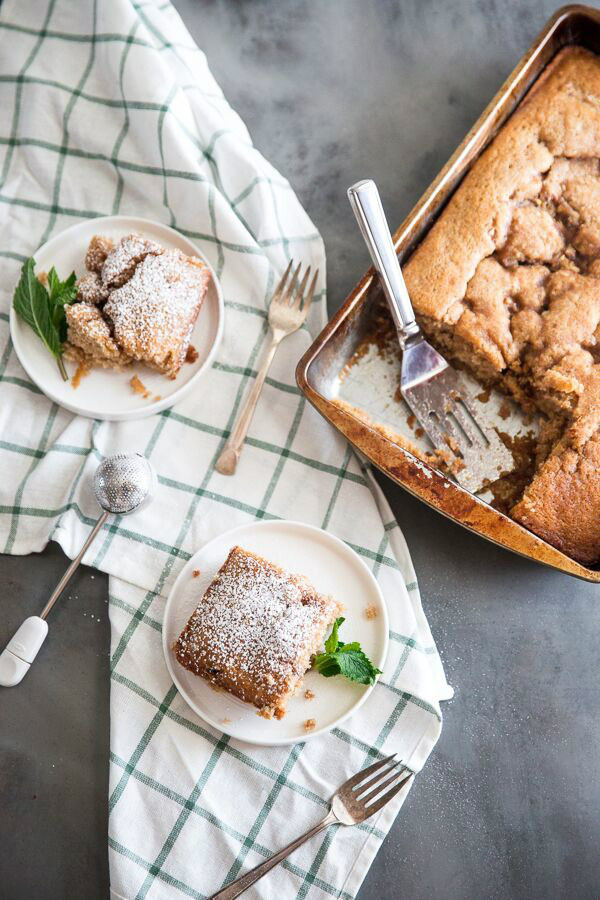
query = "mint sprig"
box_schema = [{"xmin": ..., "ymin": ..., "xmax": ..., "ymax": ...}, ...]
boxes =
[
  {"xmin": 47, "ymin": 267, "xmax": 77, "ymax": 342},
  {"xmin": 314, "ymin": 617, "xmax": 382, "ymax": 686},
  {"xmin": 12, "ymin": 258, "xmax": 77, "ymax": 380}
]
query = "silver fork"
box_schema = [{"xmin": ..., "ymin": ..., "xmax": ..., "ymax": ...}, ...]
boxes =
[
  {"xmin": 348, "ymin": 179, "xmax": 514, "ymax": 493},
  {"xmin": 215, "ymin": 260, "xmax": 318, "ymax": 476},
  {"xmin": 206, "ymin": 754, "xmax": 413, "ymax": 900}
]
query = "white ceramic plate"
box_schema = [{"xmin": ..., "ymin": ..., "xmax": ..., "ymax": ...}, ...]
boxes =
[
  {"xmin": 162, "ymin": 520, "xmax": 389, "ymax": 746},
  {"xmin": 9, "ymin": 216, "xmax": 224, "ymax": 420}
]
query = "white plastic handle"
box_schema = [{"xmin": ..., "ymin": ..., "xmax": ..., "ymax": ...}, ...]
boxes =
[{"xmin": 0, "ymin": 616, "xmax": 48, "ymax": 686}]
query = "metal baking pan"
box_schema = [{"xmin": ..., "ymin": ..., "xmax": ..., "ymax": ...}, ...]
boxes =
[{"xmin": 297, "ymin": 4, "xmax": 600, "ymax": 583}]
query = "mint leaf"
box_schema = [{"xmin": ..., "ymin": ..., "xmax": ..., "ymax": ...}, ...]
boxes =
[
  {"xmin": 48, "ymin": 267, "xmax": 77, "ymax": 307},
  {"xmin": 13, "ymin": 258, "xmax": 61, "ymax": 358},
  {"xmin": 314, "ymin": 618, "xmax": 382, "ymax": 686},
  {"xmin": 313, "ymin": 653, "xmax": 341, "ymax": 678},
  {"xmin": 337, "ymin": 648, "xmax": 381, "ymax": 685},
  {"xmin": 324, "ymin": 616, "xmax": 344, "ymax": 654},
  {"xmin": 47, "ymin": 266, "xmax": 77, "ymax": 343},
  {"xmin": 12, "ymin": 258, "xmax": 74, "ymax": 380}
]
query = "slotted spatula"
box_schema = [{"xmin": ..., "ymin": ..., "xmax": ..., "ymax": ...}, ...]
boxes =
[{"xmin": 348, "ymin": 179, "xmax": 513, "ymax": 493}]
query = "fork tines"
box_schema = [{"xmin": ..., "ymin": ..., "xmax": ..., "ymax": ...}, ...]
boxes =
[
  {"xmin": 347, "ymin": 754, "xmax": 414, "ymax": 814},
  {"xmin": 272, "ymin": 259, "xmax": 319, "ymax": 311}
]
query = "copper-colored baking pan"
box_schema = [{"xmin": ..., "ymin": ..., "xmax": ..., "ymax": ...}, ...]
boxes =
[{"xmin": 297, "ymin": 4, "xmax": 600, "ymax": 583}]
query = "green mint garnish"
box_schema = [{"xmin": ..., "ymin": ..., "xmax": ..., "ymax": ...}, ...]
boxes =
[
  {"xmin": 314, "ymin": 616, "xmax": 382, "ymax": 686},
  {"xmin": 12, "ymin": 258, "xmax": 77, "ymax": 380}
]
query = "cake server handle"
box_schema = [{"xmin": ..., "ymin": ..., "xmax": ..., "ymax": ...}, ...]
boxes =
[
  {"xmin": 206, "ymin": 810, "xmax": 338, "ymax": 900},
  {"xmin": 348, "ymin": 179, "xmax": 421, "ymax": 347}
]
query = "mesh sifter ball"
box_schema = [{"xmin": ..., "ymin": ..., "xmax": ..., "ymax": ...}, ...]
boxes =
[
  {"xmin": 94, "ymin": 452, "xmax": 156, "ymax": 515},
  {"xmin": 0, "ymin": 451, "xmax": 157, "ymax": 686}
]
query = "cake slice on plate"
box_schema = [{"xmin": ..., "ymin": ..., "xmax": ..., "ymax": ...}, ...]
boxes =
[
  {"xmin": 174, "ymin": 546, "xmax": 343, "ymax": 719},
  {"xmin": 65, "ymin": 233, "xmax": 211, "ymax": 378}
]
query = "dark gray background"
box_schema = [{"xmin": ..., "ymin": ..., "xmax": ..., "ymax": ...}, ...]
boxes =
[{"xmin": 2, "ymin": 2, "xmax": 600, "ymax": 898}]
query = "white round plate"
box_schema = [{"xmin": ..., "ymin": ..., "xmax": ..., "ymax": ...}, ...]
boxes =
[
  {"xmin": 163, "ymin": 520, "xmax": 389, "ymax": 746},
  {"xmin": 9, "ymin": 216, "xmax": 224, "ymax": 421}
]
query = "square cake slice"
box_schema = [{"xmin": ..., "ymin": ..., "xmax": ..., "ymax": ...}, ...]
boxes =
[
  {"xmin": 174, "ymin": 546, "xmax": 343, "ymax": 719},
  {"xmin": 102, "ymin": 244, "xmax": 211, "ymax": 377}
]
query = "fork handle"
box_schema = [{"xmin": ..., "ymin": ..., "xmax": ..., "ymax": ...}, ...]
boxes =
[
  {"xmin": 215, "ymin": 334, "xmax": 281, "ymax": 475},
  {"xmin": 348, "ymin": 179, "xmax": 421, "ymax": 347},
  {"xmin": 206, "ymin": 810, "xmax": 338, "ymax": 900}
]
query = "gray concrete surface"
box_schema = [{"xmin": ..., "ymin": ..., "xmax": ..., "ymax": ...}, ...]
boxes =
[{"xmin": 2, "ymin": 1, "xmax": 600, "ymax": 898}]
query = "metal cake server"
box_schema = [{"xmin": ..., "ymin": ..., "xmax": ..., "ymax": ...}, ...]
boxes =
[
  {"xmin": 0, "ymin": 452, "xmax": 155, "ymax": 687},
  {"xmin": 348, "ymin": 178, "xmax": 513, "ymax": 493}
]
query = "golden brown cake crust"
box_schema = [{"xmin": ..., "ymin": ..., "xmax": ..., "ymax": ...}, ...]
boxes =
[
  {"xmin": 512, "ymin": 431, "xmax": 600, "ymax": 566},
  {"xmin": 174, "ymin": 546, "xmax": 342, "ymax": 718},
  {"xmin": 402, "ymin": 47, "xmax": 600, "ymax": 565}
]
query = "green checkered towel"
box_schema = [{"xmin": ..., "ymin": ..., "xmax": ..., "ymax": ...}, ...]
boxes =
[{"xmin": 0, "ymin": 1, "xmax": 452, "ymax": 897}]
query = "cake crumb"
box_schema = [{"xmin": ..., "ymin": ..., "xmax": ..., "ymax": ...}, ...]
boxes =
[
  {"xmin": 406, "ymin": 413, "xmax": 416, "ymax": 430},
  {"xmin": 415, "ymin": 427, "xmax": 425, "ymax": 439},
  {"xmin": 185, "ymin": 344, "xmax": 199, "ymax": 364},
  {"xmin": 498, "ymin": 400, "xmax": 511, "ymax": 420},
  {"xmin": 304, "ymin": 689, "xmax": 315, "ymax": 700},
  {"xmin": 304, "ymin": 718, "xmax": 316, "ymax": 731},
  {"xmin": 364, "ymin": 604, "xmax": 378, "ymax": 620},
  {"xmin": 71, "ymin": 360, "xmax": 90, "ymax": 388},
  {"xmin": 192, "ymin": 569, "xmax": 201, "ymax": 578},
  {"xmin": 221, "ymin": 717, "xmax": 231, "ymax": 725},
  {"xmin": 153, "ymin": 395, "xmax": 162, "ymax": 401},
  {"xmin": 130, "ymin": 374, "xmax": 150, "ymax": 399}
]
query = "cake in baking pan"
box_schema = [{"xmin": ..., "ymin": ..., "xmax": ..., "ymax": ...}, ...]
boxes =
[{"xmin": 399, "ymin": 47, "xmax": 600, "ymax": 565}]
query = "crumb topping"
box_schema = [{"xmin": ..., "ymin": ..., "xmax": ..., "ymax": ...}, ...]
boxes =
[{"xmin": 304, "ymin": 718, "xmax": 316, "ymax": 731}]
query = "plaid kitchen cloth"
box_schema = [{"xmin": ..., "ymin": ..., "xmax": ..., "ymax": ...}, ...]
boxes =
[{"xmin": 0, "ymin": 1, "xmax": 452, "ymax": 898}]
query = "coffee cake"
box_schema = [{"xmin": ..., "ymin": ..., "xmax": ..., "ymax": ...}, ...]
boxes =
[
  {"xmin": 398, "ymin": 47, "xmax": 600, "ymax": 565},
  {"xmin": 174, "ymin": 546, "xmax": 342, "ymax": 719},
  {"xmin": 65, "ymin": 233, "xmax": 211, "ymax": 378}
]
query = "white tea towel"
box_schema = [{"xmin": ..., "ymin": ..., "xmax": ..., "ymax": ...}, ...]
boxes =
[{"xmin": 0, "ymin": 1, "xmax": 451, "ymax": 898}]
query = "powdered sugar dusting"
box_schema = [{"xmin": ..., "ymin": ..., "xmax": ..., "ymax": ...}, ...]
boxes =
[
  {"xmin": 175, "ymin": 546, "xmax": 341, "ymax": 717},
  {"xmin": 67, "ymin": 233, "xmax": 211, "ymax": 377},
  {"xmin": 103, "ymin": 247, "xmax": 210, "ymax": 376},
  {"xmin": 76, "ymin": 272, "xmax": 108, "ymax": 305},
  {"xmin": 101, "ymin": 234, "xmax": 162, "ymax": 288}
]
